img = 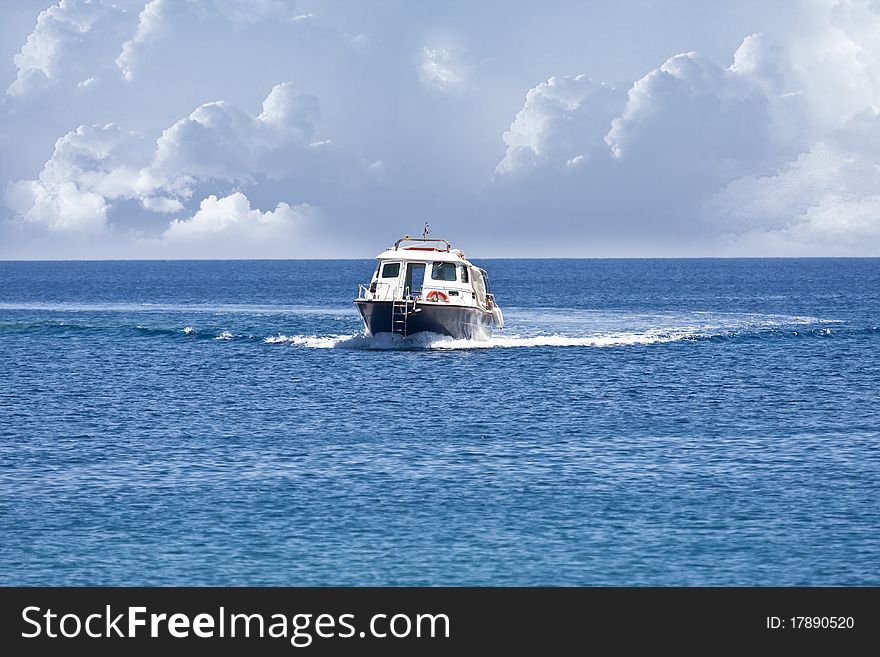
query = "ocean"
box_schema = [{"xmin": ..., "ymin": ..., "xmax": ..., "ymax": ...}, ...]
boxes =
[{"xmin": 1, "ymin": 258, "xmax": 878, "ymax": 585}]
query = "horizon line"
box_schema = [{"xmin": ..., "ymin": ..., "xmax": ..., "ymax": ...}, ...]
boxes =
[{"xmin": 1, "ymin": 255, "xmax": 879, "ymax": 263}]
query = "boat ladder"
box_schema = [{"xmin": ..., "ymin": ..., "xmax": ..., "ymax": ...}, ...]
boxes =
[{"xmin": 391, "ymin": 293, "xmax": 414, "ymax": 335}]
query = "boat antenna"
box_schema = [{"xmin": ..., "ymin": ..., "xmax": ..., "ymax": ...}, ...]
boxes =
[{"xmin": 423, "ymin": 222, "xmax": 430, "ymax": 239}]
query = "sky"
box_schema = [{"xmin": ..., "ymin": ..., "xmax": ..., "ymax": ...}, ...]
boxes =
[{"xmin": 1, "ymin": 0, "xmax": 879, "ymax": 259}]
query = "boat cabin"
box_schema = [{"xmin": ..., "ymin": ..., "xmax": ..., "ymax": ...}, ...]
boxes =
[{"xmin": 358, "ymin": 237, "xmax": 496, "ymax": 311}]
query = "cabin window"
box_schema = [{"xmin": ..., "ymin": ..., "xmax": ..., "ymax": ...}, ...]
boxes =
[
  {"xmin": 431, "ymin": 262, "xmax": 457, "ymax": 281},
  {"xmin": 460, "ymin": 265, "xmax": 469, "ymax": 283},
  {"xmin": 381, "ymin": 262, "xmax": 400, "ymax": 278}
]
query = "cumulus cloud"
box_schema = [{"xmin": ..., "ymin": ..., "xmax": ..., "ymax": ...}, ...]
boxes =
[
  {"xmin": 135, "ymin": 190, "xmax": 316, "ymax": 259},
  {"xmin": 5, "ymin": 122, "xmax": 144, "ymax": 234},
  {"xmin": 709, "ymin": 137, "xmax": 880, "ymax": 253},
  {"xmin": 493, "ymin": 3, "xmax": 880, "ymax": 254},
  {"xmin": 492, "ymin": 48, "xmax": 790, "ymax": 246},
  {"xmin": 496, "ymin": 74, "xmax": 624, "ymax": 174},
  {"xmin": 4, "ymin": 83, "xmax": 330, "ymax": 242},
  {"xmin": 7, "ymin": 0, "xmax": 137, "ymax": 97},
  {"xmin": 5, "ymin": 123, "xmax": 146, "ymax": 234},
  {"xmin": 151, "ymin": 82, "xmax": 321, "ymax": 185},
  {"xmin": 496, "ymin": 47, "xmax": 789, "ymax": 180},
  {"xmin": 40, "ymin": 123, "xmax": 148, "ymax": 197},
  {"xmin": 115, "ymin": 0, "xmax": 163, "ymax": 82},
  {"xmin": 606, "ymin": 50, "xmax": 780, "ymax": 163},
  {"xmin": 116, "ymin": 0, "xmax": 295, "ymax": 81},
  {"xmin": 157, "ymin": 191, "xmax": 312, "ymax": 257},
  {"xmin": 6, "ymin": 179, "xmax": 108, "ymax": 235}
]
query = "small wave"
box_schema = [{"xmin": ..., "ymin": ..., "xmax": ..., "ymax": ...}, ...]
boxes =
[
  {"xmin": 214, "ymin": 331, "xmax": 236, "ymax": 341},
  {"xmin": 264, "ymin": 334, "xmax": 350, "ymax": 348},
  {"xmin": 0, "ymin": 301, "xmax": 357, "ymax": 316},
  {"xmin": 134, "ymin": 325, "xmax": 179, "ymax": 337},
  {"xmin": 183, "ymin": 326, "xmax": 196, "ymax": 335}
]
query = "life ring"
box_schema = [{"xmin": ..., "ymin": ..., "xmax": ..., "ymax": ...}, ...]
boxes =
[{"xmin": 425, "ymin": 290, "xmax": 449, "ymax": 302}]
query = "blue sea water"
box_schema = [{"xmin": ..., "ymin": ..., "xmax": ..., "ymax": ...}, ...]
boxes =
[{"xmin": 1, "ymin": 258, "xmax": 878, "ymax": 586}]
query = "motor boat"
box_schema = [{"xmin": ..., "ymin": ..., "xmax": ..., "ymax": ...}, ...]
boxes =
[{"xmin": 354, "ymin": 227, "xmax": 503, "ymax": 340}]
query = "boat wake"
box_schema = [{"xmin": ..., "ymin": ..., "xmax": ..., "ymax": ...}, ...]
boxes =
[
  {"xmin": 264, "ymin": 331, "xmax": 699, "ymax": 350},
  {"xmin": 262, "ymin": 310, "xmax": 843, "ymax": 350},
  {"xmin": 1, "ymin": 306, "xmax": 849, "ymax": 350}
]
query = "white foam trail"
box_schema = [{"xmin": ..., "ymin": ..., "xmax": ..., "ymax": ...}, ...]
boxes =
[
  {"xmin": 264, "ymin": 334, "xmax": 344, "ymax": 348},
  {"xmin": 265, "ymin": 333, "xmax": 453, "ymax": 349},
  {"xmin": 264, "ymin": 330, "xmax": 699, "ymax": 350},
  {"xmin": 262, "ymin": 310, "xmax": 839, "ymax": 351},
  {"xmin": 430, "ymin": 331, "xmax": 693, "ymax": 349}
]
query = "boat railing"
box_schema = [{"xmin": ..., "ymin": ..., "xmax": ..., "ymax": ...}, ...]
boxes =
[
  {"xmin": 362, "ymin": 282, "xmax": 482, "ymax": 304},
  {"xmin": 393, "ymin": 236, "xmax": 452, "ymax": 251},
  {"xmin": 358, "ymin": 282, "xmax": 420, "ymax": 302}
]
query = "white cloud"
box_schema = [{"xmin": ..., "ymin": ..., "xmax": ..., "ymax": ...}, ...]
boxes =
[
  {"xmin": 604, "ymin": 48, "xmax": 794, "ymax": 169},
  {"xmin": 4, "ymin": 123, "xmax": 145, "ymax": 235},
  {"xmin": 5, "ymin": 84, "xmax": 328, "ymax": 239},
  {"xmin": 709, "ymin": 139, "xmax": 880, "ymax": 253},
  {"xmin": 6, "ymin": 179, "xmax": 107, "ymax": 234},
  {"xmin": 496, "ymin": 74, "xmax": 624, "ymax": 174},
  {"xmin": 115, "ymin": 0, "xmax": 164, "ymax": 82},
  {"xmin": 163, "ymin": 192, "xmax": 305, "ymax": 239},
  {"xmin": 772, "ymin": 0, "xmax": 880, "ymax": 131},
  {"xmin": 419, "ymin": 47, "xmax": 470, "ymax": 93},
  {"xmin": 116, "ymin": 0, "xmax": 295, "ymax": 81},
  {"xmin": 151, "ymin": 83, "xmax": 321, "ymax": 186},
  {"xmin": 492, "ymin": 5, "xmax": 880, "ymax": 253},
  {"xmin": 141, "ymin": 195, "xmax": 183, "ymax": 213},
  {"xmin": 708, "ymin": 143, "xmax": 845, "ymax": 233},
  {"xmin": 156, "ymin": 192, "xmax": 313, "ymax": 257},
  {"xmin": 7, "ymin": 0, "xmax": 136, "ymax": 97},
  {"xmin": 40, "ymin": 123, "xmax": 147, "ymax": 197}
]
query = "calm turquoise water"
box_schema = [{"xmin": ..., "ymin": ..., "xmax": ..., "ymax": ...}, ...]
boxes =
[{"xmin": 1, "ymin": 259, "xmax": 878, "ymax": 585}]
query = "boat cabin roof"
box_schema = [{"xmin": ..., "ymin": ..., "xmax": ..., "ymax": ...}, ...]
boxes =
[{"xmin": 375, "ymin": 237, "xmax": 471, "ymax": 265}]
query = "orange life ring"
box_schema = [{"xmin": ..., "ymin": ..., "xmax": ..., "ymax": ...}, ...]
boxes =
[{"xmin": 425, "ymin": 290, "xmax": 449, "ymax": 302}]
